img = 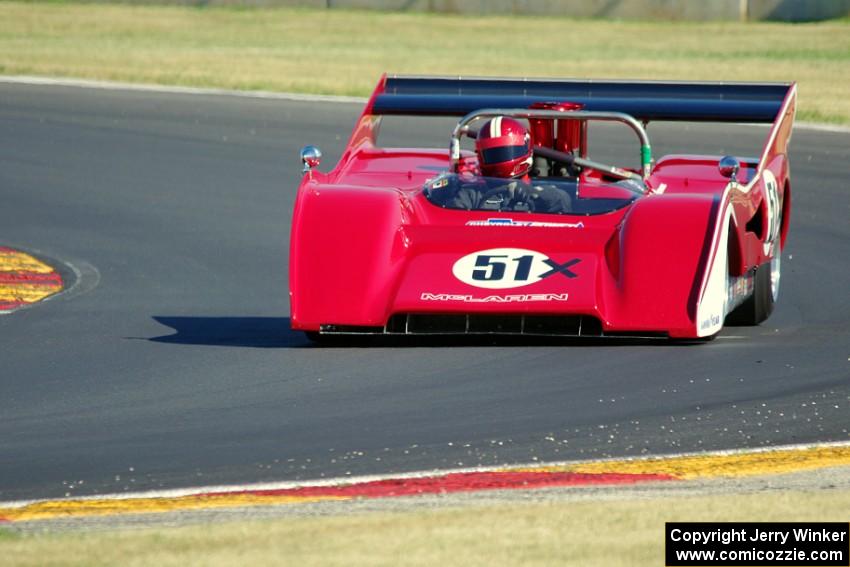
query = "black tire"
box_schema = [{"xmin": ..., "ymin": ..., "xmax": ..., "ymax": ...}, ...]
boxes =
[
  {"xmin": 304, "ymin": 331, "xmax": 324, "ymax": 343},
  {"xmin": 304, "ymin": 331, "xmax": 372, "ymax": 347},
  {"xmin": 304, "ymin": 331, "xmax": 349, "ymax": 344},
  {"xmin": 725, "ymin": 257, "xmax": 777, "ymax": 326}
]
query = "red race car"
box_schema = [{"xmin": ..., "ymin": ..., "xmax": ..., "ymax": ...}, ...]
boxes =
[{"xmin": 290, "ymin": 75, "xmax": 796, "ymax": 340}]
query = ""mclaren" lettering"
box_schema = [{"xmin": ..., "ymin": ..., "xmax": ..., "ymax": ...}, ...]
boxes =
[{"xmin": 420, "ymin": 292, "xmax": 569, "ymax": 303}]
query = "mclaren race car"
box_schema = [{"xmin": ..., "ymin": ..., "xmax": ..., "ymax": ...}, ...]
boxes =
[{"xmin": 289, "ymin": 75, "xmax": 796, "ymax": 340}]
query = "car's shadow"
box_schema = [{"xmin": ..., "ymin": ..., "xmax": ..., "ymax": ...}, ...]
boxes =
[
  {"xmin": 149, "ymin": 316, "xmax": 309, "ymax": 348},
  {"xmin": 148, "ymin": 316, "xmax": 689, "ymax": 348}
]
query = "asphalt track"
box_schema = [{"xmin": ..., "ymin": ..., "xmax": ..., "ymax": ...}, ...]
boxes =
[{"xmin": 1, "ymin": 82, "xmax": 848, "ymax": 502}]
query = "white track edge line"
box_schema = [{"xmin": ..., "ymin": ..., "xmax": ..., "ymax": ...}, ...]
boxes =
[
  {"xmin": 3, "ymin": 439, "xmax": 850, "ymax": 510},
  {"xmin": 2, "ymin": 75, "xmax": 850, "ymax": 134},
  {"xmin": 0, "ymin": 75, "xmax": 368, "ymax": 104}
]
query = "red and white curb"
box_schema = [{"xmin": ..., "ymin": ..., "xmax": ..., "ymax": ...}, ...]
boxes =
[{"xmin": 2, "ymin": 441, "xmax": 850, "ymax": 523}]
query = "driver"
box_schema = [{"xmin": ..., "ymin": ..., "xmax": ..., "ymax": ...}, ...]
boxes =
[{"xmin": 430, "ymin": 117, "xmax": 572, "ymax": 213}]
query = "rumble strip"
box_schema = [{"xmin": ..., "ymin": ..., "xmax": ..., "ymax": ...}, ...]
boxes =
[
  {"xmin": 0, "ymin": 247, "xmax": 63, "ymax": 313},
  {"xmin": 2, "ymin": 442, "xmax": 850, "ymax": 523}
]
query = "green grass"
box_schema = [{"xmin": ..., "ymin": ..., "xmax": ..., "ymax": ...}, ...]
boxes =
[
  {"xmin": 0, "ymin": 528, "xmax": 21, "ymax": 541},
  {"xmin": 1, "ymin": 2, "xmax": 849, "ymax": 123},
  {"xmin": 3, "ymin": 488, "xmax": 850, "ymax": 566}
]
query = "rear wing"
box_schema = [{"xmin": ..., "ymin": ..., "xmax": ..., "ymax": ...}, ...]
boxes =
[{"xmin": 370, "ymin": 75, "xmax": 794, "ymax": 123}]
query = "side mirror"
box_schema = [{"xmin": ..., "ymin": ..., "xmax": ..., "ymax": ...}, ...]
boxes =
[
  {"xmin": 718, "ymin": 156, "xmax": 740, "ymax": 183},
  {"xmin": 301, "ymin": 146, "xmax": 322, "ymax": 174}
]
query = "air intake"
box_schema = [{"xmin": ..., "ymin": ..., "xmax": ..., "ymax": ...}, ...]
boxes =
[{"xmin": 322, "ymin": 314, "xmax": 606, "ymax": 337}]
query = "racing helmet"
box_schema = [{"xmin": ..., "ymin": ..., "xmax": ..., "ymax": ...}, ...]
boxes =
[{"xmin": 475, "ymin": 117, "xmax": 533, "ymax": 178}]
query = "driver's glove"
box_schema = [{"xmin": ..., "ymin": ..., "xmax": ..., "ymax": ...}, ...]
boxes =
[{"xmin": 507, "ymin": 181, "xmax": 528, "ymax": 203}]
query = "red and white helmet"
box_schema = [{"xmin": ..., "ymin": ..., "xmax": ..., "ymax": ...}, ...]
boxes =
[{"xmin": 475, "ymin": 117, "xmax": 533, "ymax": 178}]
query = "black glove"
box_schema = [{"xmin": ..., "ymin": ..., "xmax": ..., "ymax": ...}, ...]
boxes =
[
  {"xmin": 528, "ymin": 184, "xmax": 572, "ymax": 213},
  {"xmin": 506, "ymin": 181, "xmax": 528, "ymax": 204}
]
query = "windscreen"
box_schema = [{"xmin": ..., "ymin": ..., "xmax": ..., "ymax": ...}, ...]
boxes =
[{"xmin": 424, "ymin": 174, "xmax": 641, "ymax": 216}]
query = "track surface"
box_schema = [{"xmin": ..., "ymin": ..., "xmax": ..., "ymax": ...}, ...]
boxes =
[{"xmin": 1, "ymin": 83, "xmax": 848, "ymax": 501}]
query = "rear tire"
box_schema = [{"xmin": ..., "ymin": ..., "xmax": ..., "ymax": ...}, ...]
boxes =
[{"xmin": 726, "ymin": 254, "xmax": 780, "ymax": 326}]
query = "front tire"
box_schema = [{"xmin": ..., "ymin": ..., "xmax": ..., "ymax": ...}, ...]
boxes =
[
  {"xmin": 304, "ymin": 331, "xmax": 372, "ymax": 346},
  {"xmin": 305, "ymin": 331, "xmax": 324, "ymax": 343}
]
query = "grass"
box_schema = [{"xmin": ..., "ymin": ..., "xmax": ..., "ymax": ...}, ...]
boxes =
[
  {"xmin": 2, "ymin": 489, "xmax": 850, "ymax": 566},
  {"xmin": 1, "ymin": 3, "xmax": 849, "ymax": 124},
  {"xmin": 0, "ymin": 528, "xmax": 21, "ymax": 541}
]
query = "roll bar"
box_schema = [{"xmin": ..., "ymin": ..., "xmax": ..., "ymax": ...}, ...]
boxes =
[{"xmin": 450, "ymin": 109, "xmax": 653, "ymax": 180}]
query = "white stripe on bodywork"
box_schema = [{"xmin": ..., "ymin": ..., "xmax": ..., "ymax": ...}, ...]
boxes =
[
  {"xmin": 695, "ymin": 198, "xmax": 733, "ymax": 337},
  {"xmin": 755, "ymin": 83, "xmax": 797, "ymax": 180}
]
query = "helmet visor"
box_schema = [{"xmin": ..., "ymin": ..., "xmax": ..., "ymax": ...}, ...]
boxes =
[{"xmin": 481, "ymin": 143, "xmax": 530, "ymax": 165}]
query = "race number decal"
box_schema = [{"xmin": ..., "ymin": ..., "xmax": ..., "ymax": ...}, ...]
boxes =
[
  {"xmin": 452, "ymin": 248, "xmax": 579, "ymax": 289},
  {"xmin": 763, "ymin": 169, "xmax": 781, "ymax": 254}
]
